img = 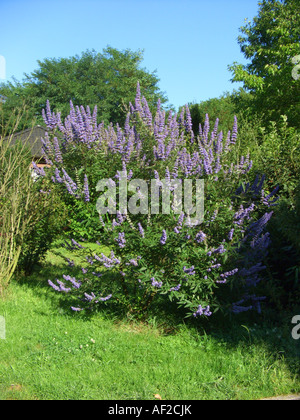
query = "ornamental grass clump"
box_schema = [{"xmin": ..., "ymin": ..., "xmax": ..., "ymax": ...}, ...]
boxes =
[
  {"xmin": 0, "ymin": 110, "xmax": 37, "ymax": 294},
  {"xmin": 0, "ymin": 140, "xmax": 32, "ymax": 295},
  {"xmin": 42, "ymin": 83, "xmax": 279, "ymax": 319}
]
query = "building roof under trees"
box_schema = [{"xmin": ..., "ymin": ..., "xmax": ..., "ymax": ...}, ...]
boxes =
[{"xmin": 6, "ymin": 125, "xmax": 47, "ymax": 160}]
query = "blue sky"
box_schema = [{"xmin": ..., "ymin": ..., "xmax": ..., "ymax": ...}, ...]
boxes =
[{"xmin": 0, "ymin": 0, "xmax": 260, "ymax": 110}]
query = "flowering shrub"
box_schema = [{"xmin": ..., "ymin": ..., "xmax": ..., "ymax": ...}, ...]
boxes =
[{"xmin": 41, "ymin": 83, "xmax": 279, "ymax": 319}]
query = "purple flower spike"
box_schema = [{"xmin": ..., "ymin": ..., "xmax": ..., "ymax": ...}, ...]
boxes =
[
  {"xmin": 71, "ymin": 307, "xmax": 83, "ymax": 312},
  {"xmin": 115, "ymin": 232, "xmax": 126, "ymax": 248},
  {"xmin": 160, "ymin": 229, "xmax": 167, "ymax": 245},
  {"xmin": 99, "ymin": 294, "xmax": 113, "ymax": 302},
  {"xmin": 83, "ymin": 174, "xmax": 90, "ymax": 202},
  {"xmin": 138, "ymin": 222, "xmax": 145, "ymax": 238},
  {"xmin": 170, "ymin": 284, "xmax": 181, "ymax": 292},
  {"xmin": 228, "ymin": 228, "xmax": 234, "ymax": 241},
  {"xmin": 48, "ymin": 279, "xmax": 60, "ymax": 292}
]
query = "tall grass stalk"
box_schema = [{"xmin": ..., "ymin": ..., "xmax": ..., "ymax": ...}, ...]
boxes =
[{"xmin": 0, "ymin": 106, "xmax": 36, "ymax": 296}]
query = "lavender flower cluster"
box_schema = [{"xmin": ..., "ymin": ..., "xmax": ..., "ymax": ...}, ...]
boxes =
[
  {"xmin": 183, "ymin": 266, "xmax": 196, "ymax": 276},
  {"xmin": 115, "ymin": 232, "xmax": 126, "ymax": 248},
  {"xmin": 41, "ymin": 83, "xmax": 254, "ymax": 186},
  {"xmin": 151, "ymin": 278, "xmax": 163, "ymax": 288},
  {"xmin": 193, "ymin": 305, "xmax": 212, "ymax": 317},
  {"xmin": 48, "ymin": 269, "xmax": 112, "ymax": 312},
  {"xmin": 94, "ymin": 251, "xmax": 121, "ymax": 268}
]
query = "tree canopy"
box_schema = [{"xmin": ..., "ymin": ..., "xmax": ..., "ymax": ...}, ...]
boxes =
[
  {"xmin": 0, "ymin": 46, "xmax": 168, "ymax": 132},
  {"xmin": 228, "ymin": 0, "xmax": 300, "ymax": 128}
]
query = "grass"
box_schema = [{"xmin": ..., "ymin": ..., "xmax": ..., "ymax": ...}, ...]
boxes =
[{"xmin": 0, "ymin": 243, "xmax": 299, "ymax": 400}]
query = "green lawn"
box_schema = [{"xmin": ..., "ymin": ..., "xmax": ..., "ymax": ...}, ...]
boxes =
[{"xmin": 0, "ymin": 244, "xmax": 299, "ymax": 400}]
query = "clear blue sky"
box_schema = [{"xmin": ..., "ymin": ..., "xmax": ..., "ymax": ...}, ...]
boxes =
[{"xmin": 0, "ymin": 0, "xmax": 260, "ymax": 110}]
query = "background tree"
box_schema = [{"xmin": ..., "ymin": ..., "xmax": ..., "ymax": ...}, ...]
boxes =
[
  {"xmin": 188, "ymin": 91, "xmax": 241, "ymax": 136},
  {"xmin": 228, "ymin": 0, "xmax": 300, "ymax": 128},
  {"xmin": 187, "ymin": 88, "xmax": 255, "ymax": 138},
  {"xmin": 0, "ymin": 46, "xmax": 168, "ymax": 132}
]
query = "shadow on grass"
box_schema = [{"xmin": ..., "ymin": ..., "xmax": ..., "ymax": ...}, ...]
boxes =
[{"xmin": 14, "ymin": 248, "xmax": 300, "ymax": 387}]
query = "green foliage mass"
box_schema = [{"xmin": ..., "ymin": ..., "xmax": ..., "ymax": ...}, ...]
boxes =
[
  {"xmin": 228, "ymin": 0, "xmax": 300, "ymax": 128},
  {"xmin": 0, "ymin": 46, "xmax": 168, "ymax": 132},
  {"xmin": 186, "ymin": 0, "xmax": 300, "ymax": 314}
]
